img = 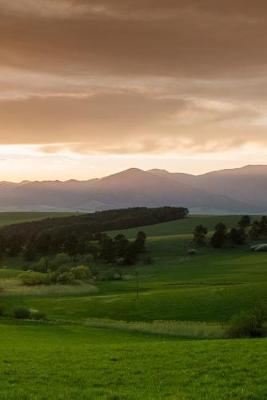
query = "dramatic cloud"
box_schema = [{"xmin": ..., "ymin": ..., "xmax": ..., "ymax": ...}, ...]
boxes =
[{"xmin": 0, "ymin": 0, "xmax": 267, "ymax": 161}]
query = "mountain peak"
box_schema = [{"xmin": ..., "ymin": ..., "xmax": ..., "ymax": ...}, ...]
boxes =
[
  {"xmin": 101, "ymin": 168, "xmax": 146, "ymax": 181},
  {"xmin": 149, "ymin": 168, "xmax": 170, "ymax": 175},
  {"xmin": 119, "ymin": 168, "xmax": 145, "ymax": 175}
]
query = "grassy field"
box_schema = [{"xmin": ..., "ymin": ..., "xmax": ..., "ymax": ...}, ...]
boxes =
[
  {"xmin": 0, "ymin": 213, "xmax": 267, "ymax": 399},
  {"xmin": 0, "ymin": 320, "xmax": 267, "ymax": 400},
  {"xmin": 110, "ymin": 214, "xmax": 245, "ymax": 238}
]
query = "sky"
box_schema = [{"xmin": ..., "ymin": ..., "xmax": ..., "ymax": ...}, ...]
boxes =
[{"xmin": 0, "ymin": 0, "xmax": 267, "ymax": 181}]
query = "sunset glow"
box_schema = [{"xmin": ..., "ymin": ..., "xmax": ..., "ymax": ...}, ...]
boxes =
[{"xmin": 0, "ymin": 1, "xmax": 267, "ymax": 180}]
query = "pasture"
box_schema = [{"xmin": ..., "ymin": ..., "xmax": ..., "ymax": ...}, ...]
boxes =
[
  {"xmin": 1, "ymin": 320, "xmax": 267, "ymax": 400},
  {"xmin": 0, "ymin": 213, "xmax": 267, "ymax": 399}
]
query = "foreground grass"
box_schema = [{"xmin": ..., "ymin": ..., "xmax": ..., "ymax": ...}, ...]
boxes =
[{"xmin": 0, "ymin": 320, "xmax": 267, "ymax": 400}]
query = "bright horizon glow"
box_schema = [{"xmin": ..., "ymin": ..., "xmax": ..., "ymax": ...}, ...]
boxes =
[{"xmin": 1, "ymin": 144, "xmax": 266, "ymax": 182}]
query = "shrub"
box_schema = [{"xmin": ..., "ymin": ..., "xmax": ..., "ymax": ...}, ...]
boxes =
[
  {"xmin": 226, "ymin": 308, "xmax": 266, "ymax": 338},
  {"xmin": 33, "ymin": 257, "xmax": 49, "ymax": 273},
  {"xmin": 19, "ymin": 272, "xmax": 50, "ymax": 286},
  {"xmin": 71, "ymin": 265, "xmax": 91, "ymax": 280},
  {"xmin": 56, "ymin": 271, "xmax": 75, "ymax": 284},
  {"xmin": 13, "ymin": 307, "xmax": 31, "ymax": 320},
  {"xmin": 56, "ymin": 264, "xmax": 71, "ymax": 274},
  {"xmin": 50, "ymin": 253, "xmax": 72, "ymax": 271}
]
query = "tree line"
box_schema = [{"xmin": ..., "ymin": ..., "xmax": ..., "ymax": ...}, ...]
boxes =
[
  {"xmin": 193, "ymin": 215, "xmax": 267, "ymax": 248},
  {"xmin": 0, "ymin": 227, "xmax": 147, "ymax": 266},
  {"xmin": 0, "ymin": 207, "xmax": 188, "ymax": 264}
]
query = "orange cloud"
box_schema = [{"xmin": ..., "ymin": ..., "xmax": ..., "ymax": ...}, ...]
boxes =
[{"xmin": 0, "ymin": 0, "xmax": 267, "ymax": 158}]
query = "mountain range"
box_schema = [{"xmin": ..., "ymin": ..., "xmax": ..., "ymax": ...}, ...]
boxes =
[{"xmin": 0, "ymin": 165, "xmax": 266, "ymax": 213}]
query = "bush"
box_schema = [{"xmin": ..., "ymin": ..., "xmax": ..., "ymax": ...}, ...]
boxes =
[
  {"xmin": 226, "ymin": 308, "xmax": 266, "ymax": 338},
  {"xmin": 19, "ymin": 272, "xmax": 50, "ymax": 286},
  {"xmin": 56, "ymin": 264, "xmax": 71, "ymax": 274},
  {"xmin": 71, "ymin": 265, "xmax": 91, "ymax": 280},
  {"xmin": 13, "ymin": 307, "xmax": 31, "ymax": 320},
  {"xmin": 56, "ymin": 271, "xmax": 75, "ymax": 284},
  {"xmin": 33, "ymin": 257, "xmax": 49, "ymax": 273},
  {"xmin": 50, "ymin": 253, "xmax": 72, "ymax": 271}
]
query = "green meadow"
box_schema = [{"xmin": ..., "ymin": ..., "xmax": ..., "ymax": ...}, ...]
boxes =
[
  {"xmin": 0, "ymin": 213, "xmax": 267, "ymax": 399},
  {"xmin": 110, "ymin": 214, "xmax": 244, "ymax": 238},
  {"xmin": 0, "ymin": 320, "xmax": 267, "ymax": 400}
]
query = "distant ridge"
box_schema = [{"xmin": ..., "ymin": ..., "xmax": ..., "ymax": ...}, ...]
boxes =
[{"xmin": 0, "ymin": 165, "xmax": 266, "ymax": 213}]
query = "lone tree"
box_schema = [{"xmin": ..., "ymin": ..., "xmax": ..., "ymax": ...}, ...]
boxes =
[
  {"xmin": 210, "ymin": 223, "xmax": 227, "ymax": 248},
  {"xmin": 134, "ymin": 231, "xmax": 146, "ymax": 253},
  {"xmin": 193, "ymin": 225, "xmax": 208, "ymax": 246},
  {"xmin": 114, "ymin": 234, "xmax": 129, "ymax": 257}
]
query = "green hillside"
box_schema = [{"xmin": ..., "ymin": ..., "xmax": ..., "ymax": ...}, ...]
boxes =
[
  {"xmin": 4, "ymin": 236, "xmax": 267, "ymax": 324},
  {"xmin": 1, "ymin": 213, "xmax": 267, "ymax": 399},
  {"xmin": 110, "ymin": 214, "xmax": 247, "ymax": 238}
]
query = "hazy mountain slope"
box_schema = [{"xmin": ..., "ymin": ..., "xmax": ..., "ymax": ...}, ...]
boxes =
[
  {"xmin": 150, "ymin": 165, "xmax": 267, "ymax": 210},
  {"xmin": 198, "ymin": 165, "xmax": 267, "ymax": 208},
  {"xmin": 85, "ymin": 168, "xmax": 250, "ymax": 211},
  {"xmin": 0, "ymin": 179, "xmax": 100, "ymax": 211},
  {"xmin": 149, "ymin": 169, "xmax": 199, "ymax": 186},
  {"xmin": 0, "ymin": 165, "xmax": 264, "ymax": 212}
]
